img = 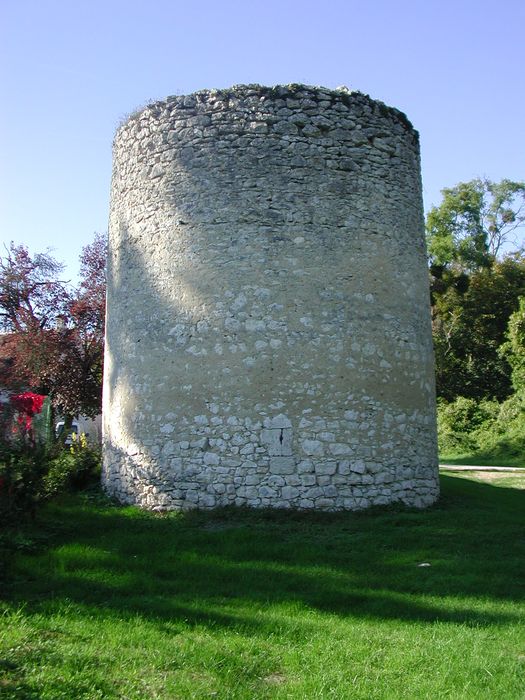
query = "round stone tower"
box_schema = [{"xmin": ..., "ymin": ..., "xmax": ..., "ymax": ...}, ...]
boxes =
[{"xmin": 102, "ymin": 84, "xmax": 439, "ymax": 511}]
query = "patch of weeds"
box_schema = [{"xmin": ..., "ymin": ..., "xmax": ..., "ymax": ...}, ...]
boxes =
[{"xmin": 76, "ymin": 484, "xmax": 120, "ymax": 508}]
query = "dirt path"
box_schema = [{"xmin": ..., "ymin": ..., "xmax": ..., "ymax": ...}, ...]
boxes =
[
  {"xmin": 439, "ymin": 465, "xmax": 524, "ymax": 472},
  {"xmin": 439, "ymin": 465, "xmax": 525, "ymax": 488}
]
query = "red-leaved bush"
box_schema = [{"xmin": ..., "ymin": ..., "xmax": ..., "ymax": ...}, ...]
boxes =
[{"xmin": 10, "ymin": 391, "xmax": 46, "ymax": 433}]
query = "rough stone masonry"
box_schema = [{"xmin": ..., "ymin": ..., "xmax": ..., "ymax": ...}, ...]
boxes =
[{"xmin": 102, "ymin": 83, "xmax": 439, "ymax": 511}]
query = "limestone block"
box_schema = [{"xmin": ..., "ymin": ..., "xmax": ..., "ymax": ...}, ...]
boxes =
[
  {"xmin": 260, "ymin": 427, "xmax": 293, "ymax": 456},
  {"xmin": 259, "ymin": 485, "xmax": 277, "ymax": 498},
  {"xmin": 269, "ymin": 457, "xmax": 296, "ymax": 475},
  {"xmin": 329, "ymin": 443, "xmax": 352, "ymax": 456},
  {"xmin": 282, "ymin": 486, "xmax": 300, "ymax": 500},
  {"xmin": 301, "ymin": 439, "xmax": 324, "ymax": 456},
  {"xmin": 315, "ymin": 461, "xmax": 337, "ymax": 476}
]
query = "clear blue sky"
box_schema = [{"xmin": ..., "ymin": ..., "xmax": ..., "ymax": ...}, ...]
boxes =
[{"xmin": 1, "ymin": 0, "xmax": 524, "ymax": 280}]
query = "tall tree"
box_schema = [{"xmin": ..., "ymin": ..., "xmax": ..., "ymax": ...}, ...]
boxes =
[
  {"xmin": 0, "ymin": 244, "xmax": 68, "ymax": 334},
  {"xmin": 428, "ymin": 178, "xmax": 525, "ymax": 402},
  {"xmin": 426, "ymin": 178, "xmax": 525, "ymax": 273},
  {"xmin": 0, "ymin": 234, "xmax": 107, "ymax": 424},
  {"xmin": 0, "ymin": 244, "xmax": 69, "ymax": 391},
  {"xmin": 500, "ymin": 297, "xmax": 525, "ymax": 394},
  {"xmin": 432, "ymin": 255, "xmax": 525, "ymax": 401},
  {"xmin": 45, "ymin": 233, "xmax": 107, "ymax": 419}
]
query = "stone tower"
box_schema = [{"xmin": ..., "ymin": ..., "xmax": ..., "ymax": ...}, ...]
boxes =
[{"xmin": 102, "ymin": 84, "xmax": 439, "ymax": 511}]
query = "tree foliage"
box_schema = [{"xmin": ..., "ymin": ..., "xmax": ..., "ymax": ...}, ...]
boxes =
[
  {"xmin": 0, "ymin": 233, "xmax": 107, "ymax": 419},
  {"xmin": 428, "ymin": 178, "xmax": 525, "ymax": 403},
  {"xmin": 0, "ymin": 244, "xmax": 68, "ymax": 333},
  {"xmin": 45, "ymin": 233, "xmax": 107, "ymax": 418},
  {"xmin": 426, "ymin": 178, "xmax": 525, "ymax": 273},
  {"xmin": 9, "ymin": 392, "xmax": 46, "ymax": 436},
  {"xmin": 500, "ymin": 297, "xmax": 525, "ymax": 393},
  {"xmin": 432, "ymin": 256, "xmax": 525, "ymax": 401}
]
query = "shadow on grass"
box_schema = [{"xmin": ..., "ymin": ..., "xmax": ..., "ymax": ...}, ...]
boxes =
[{"xmin": 2, "ymin": 475, "xmax": 524, "ymax": 634}]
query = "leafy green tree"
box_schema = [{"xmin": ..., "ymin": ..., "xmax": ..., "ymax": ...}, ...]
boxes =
[
  {"xmin": 427, "ymin": 178, "xmax": 525, "ymax": 273},
  {"xmin": 428, "ymin": 178, "xmax": 525, "ymax": 402},
  {"xmin": 500, "ymin": 297, "xmax": 525, "ymax": 393},
  {"xmin": 432, "ymin": 256, "xmax": 525, "ymax": 401}
]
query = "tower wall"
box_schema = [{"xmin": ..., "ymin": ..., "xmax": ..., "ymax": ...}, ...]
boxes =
[{"xmin": 103, "ymin": 84, "xmax": 439, "ymax": 511}]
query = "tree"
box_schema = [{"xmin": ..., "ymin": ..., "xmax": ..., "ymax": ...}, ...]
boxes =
[
  {"xmin": 42, "ymin": 233, "xmax": 107, "ymax": 420},
  {"xmin": 0, "ymin": 243, "xmax": 68, "ymax": 333},
  {"xmin": 426, "ymin": 178, "xmax": 525, "ymax": 273},
  {"xmin": 0, "ymin": 234, "xmax": 107, "ymax": 429},
  {"xmin": 0, "ymin": 243, "xmax": 69, "ymax": 393},
  {"xmin": 432, "ymin": 255, "xmax": 525, "ymax": 401},
  {"xmin": 500, "ymin": 297, "xmax": 525, "ymax": 394},
  {"xmin": 428, "ymin": 178, "xmax": 525, "ymax": 403}
]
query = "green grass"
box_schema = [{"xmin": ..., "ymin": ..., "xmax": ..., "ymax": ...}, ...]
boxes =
[
  {"xmin": 1, "ymin": 475, "xmax": 525, "ymax": 699},
  {"xmin": 440, "ymin": 451, "xmax": 525, "ymax": 468},
  {"xmin": 440, "ymin": 470, "xmax": 525, "ymax": 490}
]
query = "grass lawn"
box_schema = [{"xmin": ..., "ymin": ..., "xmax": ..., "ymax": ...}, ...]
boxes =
[
  {"xmin": 439, "ymin": 439, "xmax": 525, "ymax": 468},
  {"xmin": 440, "ymin": 452, "xmax": 525, "ymax": 468},
  {"xmin": 439, "ymin": 469, "xmax": 525, "ymax": 490},
  {"xmin": 1, "ymin": 473, "xmax": 524, "ymax": 699}
]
